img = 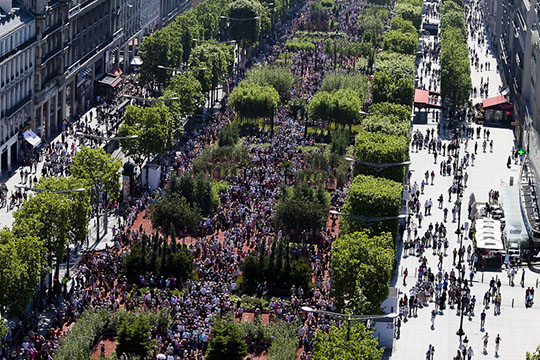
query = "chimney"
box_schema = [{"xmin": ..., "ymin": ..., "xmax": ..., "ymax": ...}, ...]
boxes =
[{"xmin": 0, "ymin": 0, "xmax": 12, "ymax": 13}]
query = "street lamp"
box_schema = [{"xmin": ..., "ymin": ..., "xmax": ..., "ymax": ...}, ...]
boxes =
[
  {"xmin": 329, "ymin": 209, "xmax": 407, "ymax": 223},
  {"xmin": 121, "ymin": 94, "xmax": 181, "ymax": 104},
  {"xmin": 76, "ymin": 132, "xmax": 139, "ymax": 141},
  {"xmin": 192, "ymin": 38, "xmax": 236, "ymax": 44},
  {"xmin": 156, "ymin": 65, "xmax": 207, "ymax": 76},
  {"xmin": 344, "ymin": 156, "xmax": 412, "ymax": 171},
  {"xmin": 220, "ymin": 15, "xmax": 260, "ymax": 21},
  {"xmin": 15, "ymin": 185, "xmax": 86, "ymax": 193},
  {"xmin": 301, "ymin": 306, "xmax": 397, "ymax": 341}
]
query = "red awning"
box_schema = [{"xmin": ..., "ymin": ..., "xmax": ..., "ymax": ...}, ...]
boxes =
[
  {"xmin": 482, "ymin": 95, "xmax": 514, "ymax": 110},
  {"xmin": 414, "ymin": 89, "xmax": 442, "ymax": 109},
  {"xmin": 97, "ymin": 75, "xmax": 123, "ymax": 87},
  {"xmin": 109, "ymin": 66, "xmax": 123, "ymax": 77}
]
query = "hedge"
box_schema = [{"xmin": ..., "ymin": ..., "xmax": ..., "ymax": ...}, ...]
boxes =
[
  {"xmin": 353, "ymin": 131, "xmax": 409, "ymax": 182},
  {"xmin": 340, "ymin": 175, "xmax": 402, "ymax": 239},
  {"xmin": 360, "ymin": 115, "xmax": 411, "ymax": 139}
]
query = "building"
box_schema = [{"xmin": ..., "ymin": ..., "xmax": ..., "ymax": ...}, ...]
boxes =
[
  {"xmin": 0, "ymin": 0, "xmax": 35, "ymax": 170},
  {"xmin": 485, "ymin": 0, "xmax": 540, "ymax": 247}
]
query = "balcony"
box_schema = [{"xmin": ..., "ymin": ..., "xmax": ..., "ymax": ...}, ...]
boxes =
[
  {"xmin": 42, "ymin": 71, "xmax": 60, "ymax": 88},
  {"xmin": 3, "ymin": 95, "xmax": 32, "ymax": 119},
  {"xmin": 42, "ymin": 45, "xmax": 63, "ymax": 64},
  {"xmin": 42, "ymin": 21, "xmax": 63, "ymax": 38},
  {"xmin": 0, "ymin": 36, "xmax": 37, "ymax": 65}
]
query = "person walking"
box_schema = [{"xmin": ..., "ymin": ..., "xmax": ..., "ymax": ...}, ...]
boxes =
[
  {"xmin": 467, "ymin": 346, "xmax": 474, "ymax": 360},
  {"xmin": 482, "ymin": 332, "xmax": 489, "ymax": 353},
  {"xmin": 480, "ymin": 309, "xmax": 486, "ymax": 330},
  {"xmin": 495, "ymin": 334, "xmax": 501, "ymax": 356},
  {"xmin": 521, "ymin": 268, "xmax": 525, "ymax": 287}
]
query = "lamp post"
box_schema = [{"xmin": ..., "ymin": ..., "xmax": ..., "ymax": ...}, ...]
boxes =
[
  {"xmin": 301, "ymin": 306, "xmax": 397, "ymax": 341},
  {"xmin": 121, "ymin": 94, "xmax": 181, "ymax": 104},
  {"xmin": 344, "ymin": 156, "xmax": 412, "ymax": 174},
  {"xmin": 156, "ymin": 65, "xmax": 207, "ymax": 77},
  {"xmin": 329, "ymin": 209, "xmax": 407, "ymax": 223}
]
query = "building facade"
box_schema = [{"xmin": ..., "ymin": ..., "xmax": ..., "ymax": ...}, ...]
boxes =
[{"xmin": 0, "ymin": 0, "xmax": 35, "ymax": 170}]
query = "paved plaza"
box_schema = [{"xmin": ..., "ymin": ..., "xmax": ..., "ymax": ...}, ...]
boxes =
[{"xmin": 390, "ymin": 0, "xmax": 540, "ymax": 359}]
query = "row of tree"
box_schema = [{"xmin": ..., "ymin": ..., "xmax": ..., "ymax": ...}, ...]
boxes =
[
  {"xmin": 0, "ymin": 147, "xmax": 121, "ymax": 329},
  {"xmin": 440, "ymin": 0, "xmax": 472, "ymax": 112},
  {"xmin": 371, "ymin": 0, "xmax": 420, "ymax": 106}
]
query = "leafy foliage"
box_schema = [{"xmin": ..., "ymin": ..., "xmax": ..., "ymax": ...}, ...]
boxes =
[
  {"xmin": 192, "ymin": 143, "xmax": 252, "ymax": 179},
  {"xmin": 122, "ymin": 233, "xmax": 194, "ymax": 284},
  {"xmin": 118, "ymin": 105, "xmax": 173, "ymax": 167},
  {"xmin": 0, "ymin": 229, "xmax": 46, "ymax": 317},
  {"xmin": 116, "ymin": 313, "xmax": 156, "ymax": 359},
  {"xmin": 353, "ymin": 131, "xmax": 409, "ymax": 182},
  {"xmin": 331, "ymin": 231, "xmax": 394, "ymax": 314},
  {"xmin": 393, "ymin": 0, "xmax": 423, "ymax": 30},
  {"xmin": 360, "ymin": 115, "xmax": 411, "ymax": 139},
  {"xmin": 440, "ymin": 1, "xmax": 471, "ymax": 112},
  {"xmin": 383, "ymin": 30, "xmax": 418, "ymax": 55},
  {"xmin": 162, "ymin": 73, "xmax": 205, "ymax": 125},
  {"xmin": 149, "ymin": 193, "xmax": 202, "ymax": 235},
  {"xmin": 340, "ymin": 175, "xmax": 402, "ymax": 238},
  {"xmin": 245, "ymin": 66, "xmax": 296, "ymax": 101},
  {"xmin": 274, "ymin": 183, "xmax": 330, "ymax": 237},
  {"xmin": 167, "ymin": 174, "xmax": 221, "ymax": 216},
  {"xmin": 218, "ymin": 122, "xmax": 240, "ymax": 147},
  {"xmin": 228, "ymin": 0, "xmax": 261, "ymax": 47},
  {"xmin": 368, "ymin": 102, "xmax": 411, "ymax": 123},
  {"xmin": 207, "ymin": 319, "xmax": 248, "ymax": 360},
  {"xmin": 189, "ymin": 42, "xmax": 234, "ymax": 93},
  {"xmin": 321, "ymin": 72, "xmax": 369, "ymax": 104},
  {"xmin": 229, "ymin": 82, "xmax": 280, "ymax": 119},
  {"xmin": 285, "ymin": 38, "xmax": 316, "ymax": 52},
  {"xmin": 307, "ymin": 89, "xmax": 363, "ymax": 128},
  {"xmin": 313, "ymin": 322, "xmax": 384, "ymax": 360}
]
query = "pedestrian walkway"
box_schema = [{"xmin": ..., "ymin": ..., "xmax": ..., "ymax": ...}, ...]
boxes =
[{"xmin": 389, "ymin": 0, "xmax": 540, "ymax": 359}]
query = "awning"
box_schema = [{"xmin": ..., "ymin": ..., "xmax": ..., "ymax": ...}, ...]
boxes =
[
  {"xmin": 109, "ymin": 66, "xmax": 123, "ymax": 77},
  {"xmin": 475, "ymin": 218, "xmax": 505, "ymax": 250},
  {"xmin": 130, "ymin": 56, "xmax": 143, "ymax": 66},
  {"xmin": 414, "ymin": 88, "xmax": 442, "ymax": 109},
  {"xmin": 23, "ymin": 129, "xmax": 42, "ymax": 147},
  {"xmin": 97, "ymin": 75, "xmax": 122, "ymax": 87},
  {"xmin": 482, "ymin": 95, "xmax": 514, "ymax": 111}
]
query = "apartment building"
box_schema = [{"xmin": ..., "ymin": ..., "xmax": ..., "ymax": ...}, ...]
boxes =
[{"xmin": 0, "ymin": 0, "xmax": 35, "ymax": 170}]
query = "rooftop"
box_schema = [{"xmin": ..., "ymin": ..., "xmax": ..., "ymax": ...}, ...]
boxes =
[{"xmin": 0, "ymin": 1, "xmax": 33, "ymax": 38}]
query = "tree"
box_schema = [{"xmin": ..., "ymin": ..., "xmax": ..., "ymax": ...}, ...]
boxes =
[
  {"xmin": 313, "ymin": 323, "xmax": 384, "ymax": 360},
  {"xmin": 321, "ymin": 72, "xmax": 369, "ymax": 103},
  {"xmin": 440, "ymin": 23, "xmax": 471, "ymax": 112},
  {"xmin": 118, "ymin": 105, "xmax": 173, "ymax": 168},
  {"xmin": 383, "ymin": 30, "xmax": 418, "ymax": 55},
  {"xmin": 149, "ymin": 193, "xmax": 202, "ymax": 235},
  {"xmin": 13, "ymin": 191, "xmax": 71, "ymax": 291},
  {"xmin": 35, "ymin": 177, "xmax": 91, "ymax": 246},
  {"xmin": 368, "ymin": 102, "xmax": 411, "ymax": 123},
  {"xmin": 0, "ymin": 229, "xmax": 46, "ymax": 316},
  {"xmin": 166, "ymin": 174, "xmax": 220, "ymax": 216},
  {"xmin": 331, "ymin": 231, "xmax": 394, "ymax": 314},
  {"xmin": 393, "ymin": 1, "xmax": 422, "ymax": 30},
  {"xmin": 340, "ymin": 174, "xmax": 402, "ymax": 238},
  {"xmin": 71, "ymin": 147, "xmax": 121, "ymax": 243},
  {"xmin": 229, "ymin": 81, "xmax": 280, "ymax": 134},
  {"xmin": 274, "ymin": 184, "xmax": 330, "ymax": 239},
  {"xmin": 162, "ymin": 73, "xmax": 205, "ymax": 128},
  {"xmin": 527, "ymin": 345, "xmax": 540, "ymax": 360},
  {"xmin": 245, "ymin": 65, "xmax": 295, "ymax": 101},
  {"xmin": 189, "ymin": 42, "xmax": 234, "ymax": 104},
  {"xmin": 139, "ymin": 29, "xmax": 183, "ymax": 86},
  {"xmin": 391, "ymin": 17, "xmax": 417, "ymax": 34},
  {"xmin": 116, "ymin": 314, "xmax": 155, "ymax": 359},
  {"xmin": 206, "ymin": 319, "xmax": 248, "ymax": 360},
  {"xmin": 227, "ymin": 0, "xmax": 261, "ymax": 65}
]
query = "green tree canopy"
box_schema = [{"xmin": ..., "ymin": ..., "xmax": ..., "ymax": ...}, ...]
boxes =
[
  {"xmin": 116, "ymin": 313, "xmax": 155, "ymax": 359},
  {"xmin": 0, "ymin": 229, "xmax": 45, "ymax": 316},
  {"xmin": 383, "ymin": 30, "xmax": 418, "ymax": 55},
  {"xmin": 368, "ymin": 102, "xmax": 411, "ymax": 123},
  {"xmin": 313, "ymin": 322, "xmax": 384, "ymax": 360},
  {"xmin": 163, "ymin": 73, "xmax": 205, "ymax": 125},
  {"xmin": 340, "ymin": 174, "xmax": 402, "ymax": 238},
  {"xmin": 331, "ymin": 231, "xmax": 394, "ymax": 313},
  {"xmin": 227, "ymin": 0, "xmax": 261, "ymax": 47},
  {"xmin": 189, "ymin": 42, "xmax": 234, "ymax": 93},
  {"xmin": 229, "ymin": 81, "xmax": 280, "ymax": 119},
  {"xmin": 245, "ymin": 65, "xmax": 295, "ymax": 101},
  {"xmin": 321, "ymin": 72, "xmax": 369, "ymax": 104},
  {"xmin": 149, "ymin": 193, "xmax": 202, "ymax": 235},
  {"xmin": 139, "ymin": 29, "xmax": 183, "ymax": 86},
  {"xmin": 118, "ymin": 105, "xmax": 173, "ymax": 167},
  {"xmin": 393, "ymin": 1, "xmax": 423, "ymax": 29},
  {"xmin": 206, "ymin": 319, "xmax": 248, "ymax": 360},
  {"xmin": 274, "ymin": 184, "xmax": 330, "ymax": 238},
  {"xmin": 354, "ymin": 130, "xmax": 409, "ymax": 182}
]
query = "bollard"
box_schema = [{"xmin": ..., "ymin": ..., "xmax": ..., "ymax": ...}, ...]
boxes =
[
  {"xmin": 512, "ymin": 298, "xmax": 514, "ymax": 308},
  {"xmin": 536, "ymin": 279, "xmax": 538, "ymax": 289},
  {"xmin": 482, "ymin": 272, "xmax": 484, "ymax": 283}
]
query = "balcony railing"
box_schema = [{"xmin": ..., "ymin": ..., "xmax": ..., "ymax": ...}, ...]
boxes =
[
  {"xmin": 0, "ymin": 36, "xmax": 37, "ymax": 65},
  {"xmin": 3, "ymin": 95, "xmax": 32, "ymax": 119}
]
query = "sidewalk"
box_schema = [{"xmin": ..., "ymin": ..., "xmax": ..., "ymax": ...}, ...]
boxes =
[{"xmin": 389, "ymin": 2, "xmax": 540, "ymax": 359}]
